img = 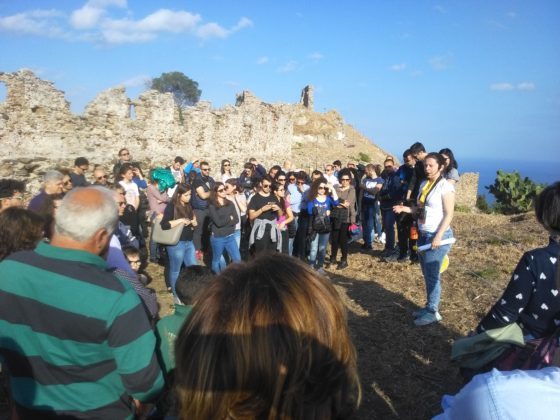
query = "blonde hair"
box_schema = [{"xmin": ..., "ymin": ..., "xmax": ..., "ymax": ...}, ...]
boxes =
[{"xmin": 174, "ymin": 254, "xmax": 361, "ymax": 419}]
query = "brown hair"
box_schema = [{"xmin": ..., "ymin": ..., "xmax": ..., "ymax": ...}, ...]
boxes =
[
  {"xmin": 175, "ymin": 254, "xmax": 361, "ymax": 419},
  {"xmin": 0, "ymin": 208, "xmax": 44, "ymax": 261},
  {"xmin": 172, "ymin": 183, "xmax": 194, "ymax": 220}
]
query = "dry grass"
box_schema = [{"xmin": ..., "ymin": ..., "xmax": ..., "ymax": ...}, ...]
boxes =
[{"xmin": 144, "ymin": 210, "xmax": 548, "ymax": 419}]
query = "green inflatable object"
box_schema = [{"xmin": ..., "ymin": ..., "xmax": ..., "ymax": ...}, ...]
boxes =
[{"xmin": 150, "ymin": 168, "xmax": 176, "ymax": 192}]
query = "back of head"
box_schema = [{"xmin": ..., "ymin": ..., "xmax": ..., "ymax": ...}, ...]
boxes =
[
  {"xmin": 175, "ymin": 254, "xmax": 361, "ymax": 419},
  {"xmin": 74, "ymin": 157, "xmax": 89, "ymax": 167},
  {"xmin": 536, "ymin": 182, "xmax": 560, "ymax": 237},
  {"xmin": 175, "ymin": 265, "xmax": 214, "ymax": 305},
  {"xmin": 54, "ymin": 187, "xmax": 118, "ymax": 242},
  {"xmin": 0, "ymin": 207, "xmax": 44, "ymax": 261},
  {"xmin": 409, "ymin": 142, "xmax": 426, "ymax": 155}
]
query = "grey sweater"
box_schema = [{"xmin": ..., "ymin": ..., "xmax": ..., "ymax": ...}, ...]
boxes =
[{"xmin": 209, "ymin": 202, "xmax": 239, "ymax": 237}]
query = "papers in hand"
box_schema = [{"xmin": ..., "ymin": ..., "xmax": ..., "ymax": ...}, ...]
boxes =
[{"xmin": 418, "ymin": 237, "xmax": 456, "ymax": 251}]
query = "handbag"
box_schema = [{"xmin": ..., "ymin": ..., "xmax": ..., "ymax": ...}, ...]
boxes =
[{"xmin": 151, "ymin": 219, "xmax": 183, "ymax": 246}]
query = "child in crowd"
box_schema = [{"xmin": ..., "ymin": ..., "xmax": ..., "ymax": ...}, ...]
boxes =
[{"xmin": 123, "ymin": 246, "xmax": 150, "ymax": 286}]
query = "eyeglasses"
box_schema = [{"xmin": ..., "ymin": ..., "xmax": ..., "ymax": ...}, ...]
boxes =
[
  {"xmin": 97, "ymin": 175, "xmax": 108, "ymax": 180},
  {"xmin": 262, "ymin": 184, "xmax": 271, "ymax": 188},
  {"xmin": 127, "ymin": 259, "xmax": 141, "ymax": 265},
  {"xmin": 64, "ymin": 181, "xmax": 72, "ymax": 186},
  {"xmin": 340, "ymin": 178, "xmax": 350, "ymax": 181}
]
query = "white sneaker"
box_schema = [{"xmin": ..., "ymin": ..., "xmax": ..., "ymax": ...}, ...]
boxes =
[{"xmin": 379, "ymin": 232, "xmax": 386, "ymax": 244}]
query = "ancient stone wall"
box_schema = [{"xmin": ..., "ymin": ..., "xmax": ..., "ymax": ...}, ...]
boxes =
[{"xmin": 0, "ymin": 69, "xmax": 478, "ymax": 206}]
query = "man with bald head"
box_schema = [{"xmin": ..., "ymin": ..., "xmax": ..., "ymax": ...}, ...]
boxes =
[{"xmin": 0, "ymin": 187, "xmax": 163, "ymax": 418}]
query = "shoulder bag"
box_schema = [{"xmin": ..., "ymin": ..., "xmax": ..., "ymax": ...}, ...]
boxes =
[{"xmin": 151, "ymin": 219, "xmax": 183, "ymax": 246}]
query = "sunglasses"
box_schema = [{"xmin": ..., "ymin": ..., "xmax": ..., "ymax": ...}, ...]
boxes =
[
  {"xmin": 318, "ymin": 186, "xmax": 326, "ymax": 190},
  {"xmin": 262, "ymin": 184, "xmax": 271, "ymax": 188},
  {"xmin": 201, "ymin": 168, "xmax": 210, "ymax": 172},
  {"xmin": 341, "ymin": 178, "xmax": 350, "ymax": 181},
  {"xmin": 289, "ymin": 178, "xmax": 296, "ymax": 181},
  {"xmin": 64, "ymin": 181, "xmax": 72, "ymax": 186},
  {"xmin": 97, "ymin": 175, "xmax": 108, "ymax": 180},
  {"xmin": 223, "ymin": 163, "xmax": 230, "ymax": 167},
  {"xmin": 217, "ymin": 188, "xmax": 225, "ymax": 192}
]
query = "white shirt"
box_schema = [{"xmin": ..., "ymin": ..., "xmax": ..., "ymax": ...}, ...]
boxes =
[
  {"xmin": 119, "ymin": 180, "xmax": 139, "ymax": 206},
  {"xmin": 325, "ymin": 173, "xmax": 339, "ymax": 186},
  {"xmin": 417, "ymin": 179, "xmax": 454, "ymax": 233}
]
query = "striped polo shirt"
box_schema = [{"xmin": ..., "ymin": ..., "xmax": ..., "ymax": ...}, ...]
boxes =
[{"xmin": 0, "ymin": 241, "xmax": 164, "ymax": 419}]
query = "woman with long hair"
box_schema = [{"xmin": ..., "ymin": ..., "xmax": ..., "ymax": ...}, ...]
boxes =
[
  {"xmin": 161, "ymin": 183, "xmax": 198, "ymax": 296},
  {"xmin": 220, "ymin": 159, "xmax": 234, "ymax": 183},
  {"xmin": 174, "ymin": 254, "xmax": 361, "ymax": 419},
  {"xmin": 394, "ymin": 152, "xmax": 455, "ymax": 326},
  {"xmin": 224, "ymin": 178, "xmax": 247, "ymax": 251},
  {"xmin": 330, "ymin": 168, "xmax": 356, "ymax": 270},
  {"xmin": 272, "ymin": 181, "xmax": 294, "ymax": 254},
  {"xmin": 307, "ymin": 177, "xmax": 339, "ymax": 273},
  {"xmin": 439, "ymin": 148, "xmax": 460, "ymax": 185},
  {"xmin": 208, "ymin": 182, "xmax": 241, "ymax": 273}
]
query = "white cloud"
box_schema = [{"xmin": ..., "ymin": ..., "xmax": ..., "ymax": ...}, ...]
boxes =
[
  {"xmin": 71, "ymin": 5, "xmax": 105, "ymax": 29},
  {"xmin": 121, "ymin": 74, "xmax": 151, "ymax": 88},
  {"xmin": 256, "ymin": 56, "xmax": 269, "ymax": 65},
  {"xmin": 0, "ymin": 10, "xmax": 66, "ymax": 38},
  {"xmin": 232, "ymin": 17, "xmax": 253, "ymax": 31},
  {"xmin": 429, "ymin": 54, "xmax": 451, "ymax": 71},
  {"xmin": 277, "ymin": 60, "xmax": 298, "ymax": 73},
  {"xmin": 390, "ymin": 63, "xmax": 407, "ymax": 72},
  {"xmin": 309, "ymin": 52, "xmax": 323, "ymax": 61},
  {"xmin": 196, "ymin": 22, "xmax": 229, "ymax": 39},
  {"xmin": 517, "ymin": 81, "xmax": 535, "ymax": 91},
  {"xmin": 490, "ymin": 83, "xmax": 514, "ymax": 91},
  {"xmin": 490, "ymin": 81, "xmax": 536, "ymax": 91},
  {"xmin": 1, "ymin": 2, "xmax": 251, "ymax": 44}
]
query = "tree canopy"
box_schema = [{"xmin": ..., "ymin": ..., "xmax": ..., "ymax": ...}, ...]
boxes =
[{"xmin": 150, "ymin": 71, "xmax": 201, "ymax": 107}]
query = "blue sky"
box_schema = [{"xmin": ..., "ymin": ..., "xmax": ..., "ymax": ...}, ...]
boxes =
[{"xmin": 1, "ymin": 0, "xmax": 559, "ymax": 163}]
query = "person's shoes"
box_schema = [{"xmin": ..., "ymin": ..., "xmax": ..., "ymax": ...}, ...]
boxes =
[
  {"xmin": 379, "ymin": 232, "xmax": 386, "ymax": 244},
  {"xmin": 336, "ymin": 260, "xmax": 348, "ymax": 270},
  {"xmin": 316, "ymin": 267, "xmax": 327, "ymax": 275},
  {"xmin": 397, "ymin": 254, "xmax": 409, "ymax": 263},
  {"xmin": 414, "ymin": 311, "xmax": 442, "ymax": 326},
  {"xmin": 384, "ymin": 252, "xmax": 399, "ymax": 262},
  {"xmin": 361, "ymin": 243, "xmax": 372, "ymax": 250},
  {"xmin": 409, "ymin": 254, "xmax": 419, "ymax": 264},
  {"xmin": 412, "ymin": 307, "xmax": 429, "ymax": 318}
]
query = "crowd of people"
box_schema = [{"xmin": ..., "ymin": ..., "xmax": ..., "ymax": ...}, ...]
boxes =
[{"xmin": 0, "ymin": 142, "xmax": 558, "ymax": 419}]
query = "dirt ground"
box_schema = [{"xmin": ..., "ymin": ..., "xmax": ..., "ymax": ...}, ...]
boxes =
[{"xmin": 146, "ymin": 210, "xmax": 546, "ymax": 419}]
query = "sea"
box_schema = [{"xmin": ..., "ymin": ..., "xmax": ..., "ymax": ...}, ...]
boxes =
[{"xmin": 460, "ymin": 158, "xmax": 559, "ymax": 204}]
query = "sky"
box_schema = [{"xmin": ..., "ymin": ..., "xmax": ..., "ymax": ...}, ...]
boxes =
[{"xmin": 1, "ymin": 0, "xmax": 559, "ymax": 164}]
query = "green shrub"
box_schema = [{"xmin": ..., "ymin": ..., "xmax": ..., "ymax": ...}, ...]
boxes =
[
  {"xmin": 358, "ymin": 152, "xmax": 371, "ymax": 163},
  {"xmin": 476, "ymin": 194, "xmax": 492, "ymax": 214},
  {"xmin": 486, "ymin": 170, "xmax": 545, "ymax": 215}
]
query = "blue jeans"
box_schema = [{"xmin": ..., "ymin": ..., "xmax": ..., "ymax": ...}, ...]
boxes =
[
  {"xmin": 167, "ymin": 240, "xmax": 197, "ymax": 295},
  {"xmin": 210, "ymin": 233, "xmax": 241, "ymax": 273},
  {"xmin": 418, "ymin": 229, "xmax": 454, "ymax": 312},
  {"xmin": 382, "ymin": 208, "xmax": 396, "ymax": 250},
  {"xmin": 362, "ymin": 199, "xmax": 382, "ymax": 246},
  {"xmin": 288, "ymin": 215, "xmax": 298, "ymax": 256},
  {"xmin": 309, "ymin": 232, "xmax": 330, "ymax": 268}
]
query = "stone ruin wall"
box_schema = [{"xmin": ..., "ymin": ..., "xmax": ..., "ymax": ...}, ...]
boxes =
[{"xmin": 0, "ymin": 69, "xmax": 478, "ymax": 207}]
